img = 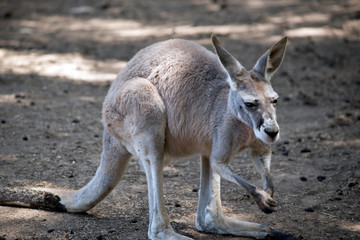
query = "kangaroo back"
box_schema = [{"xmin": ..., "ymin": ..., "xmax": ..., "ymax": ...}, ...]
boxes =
[{"xmin": 106, "ymin": 39, "xmax": 230, "ymax": 157}]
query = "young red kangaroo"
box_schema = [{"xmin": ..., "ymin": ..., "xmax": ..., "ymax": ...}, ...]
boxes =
[{"xmin": 0, "ymin": 36, "xmax": 297, "ymax": 239}]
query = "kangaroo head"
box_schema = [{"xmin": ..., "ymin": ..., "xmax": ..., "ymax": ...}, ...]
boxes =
[{"xmin": 212, "ymin": 36, "xmax": 288, "ymax": 144}]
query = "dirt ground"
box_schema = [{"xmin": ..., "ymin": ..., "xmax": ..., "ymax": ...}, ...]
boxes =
[{"xmin": 0, "ymin": 0, "xmax": 359, "ymax": 239}]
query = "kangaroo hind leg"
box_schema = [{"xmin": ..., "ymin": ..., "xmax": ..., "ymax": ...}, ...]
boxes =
[
  {"xmin": 107, "ymin": 77, "xmax": 191, "ymax": 239},
  {"xmin": 135, "ymin": 130, "xmax": 192, "ymax": 240}
]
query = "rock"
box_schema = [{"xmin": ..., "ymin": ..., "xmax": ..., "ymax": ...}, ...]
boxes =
[
  {"xmin": 317, "ymin": 176, "xmax": 326, "ymax": 182},
  {"xmin": 300, "ymin": 148, "xmax": 311, "ymax": 153},
  {"xmin": 282, "ymin": 150, "xmax": 289, "ymax": 156},
  {"xmin": 283, "ymin": 95, "xmax": 292, "ymax": 102},
  {"xmin": 304, "ymin": 207, "xmax": 314, "ymax": 212},
  {"xmin": 348, "ymin": 182, "xmax": 358, "ymax": 188},
  {"xmin": 300, "ymin": 176, "xmax": 307, "ymax": 182},
  {"xmin": 14, "ymin": 93, "xmax": 26, "ymax": 99},
  {"xmin": 96, "ymin": 234, "xmax": 105, "ymax": 240},
  {"xmin": 99, "ymin": 2, "xmax": 111, "ymax": 10},
  {"xmin": 3, "ymin": 10, "xmax": 12, "ymax": 19}
]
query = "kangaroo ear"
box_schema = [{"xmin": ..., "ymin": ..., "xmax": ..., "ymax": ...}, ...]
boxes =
[
  {"xmin": 253, "ymin": 36, "xmax": 288, "ymax": 81},
  {"xmin": 212, "ymin": 35, "xmax": 246, "ymax": 88}
]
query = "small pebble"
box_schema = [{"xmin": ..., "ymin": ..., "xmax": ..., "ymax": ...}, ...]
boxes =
[
  {"xmin": 15, "ymin": 93, "xmax": 26, "ymax": 99},
  {"xmin": 300, "ymin": 148, "xmax": 311, "ymax": 153},
  {"xmin": 282, "ymin": 150, "xmax": 289, "ymax": 156},
  {"xmin": 99, "ymin": 2, "xmax": 111, "ymax": 9},
  {"xmin": 329, "ymin": 197, "xmax": 342, "ymax": 201},
  {"xmin": 3, "ymin": 10, "xmax": 12, "ymax": 19},
  {"xmin": 304, "ymin": 207, "xmax": 314, "ymax": 212},
  {"xmin": 317, "ymin": 176, "xmax": 326, "ymax": 182},
  {"xmin": 348, "ymin": 182, "xmax": 358, "ymax": 188},
  {"xmin": 96, "ymin": 235, "xmax": 105, "ymax": 240},
  {"xmin": 72, "ymin": 119, "xmax": 80, "ymax": 124},
  {"xmin": 283, "ymin": 96, "xmax": 292, "ymax": 102},
  {"xmin": 300, "ymin": 176, "xmax": 307, "ymax": 182}
]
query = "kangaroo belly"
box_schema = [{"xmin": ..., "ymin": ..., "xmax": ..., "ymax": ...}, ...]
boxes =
[{"xmin": 163, "ymin": 128, "xmax": 212, "ymax": 158}]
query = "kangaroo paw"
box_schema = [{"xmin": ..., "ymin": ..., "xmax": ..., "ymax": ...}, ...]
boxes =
[{"xmin": 252, "ymin": 188, "xmax": 277, "ymax": 214}]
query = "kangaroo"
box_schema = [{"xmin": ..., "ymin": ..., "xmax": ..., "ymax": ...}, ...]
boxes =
[{"xmin": 0, "ymin": 36, "xmax": 296, "ymax": 239}]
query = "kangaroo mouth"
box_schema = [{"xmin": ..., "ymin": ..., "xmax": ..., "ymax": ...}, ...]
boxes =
[{"xmin": 254, "ymin": 127, "xmax": 279, "ymax": 144}]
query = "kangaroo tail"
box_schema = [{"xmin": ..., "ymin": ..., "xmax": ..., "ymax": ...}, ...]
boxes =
[{"xmin": 0, "ymin": 187, "xmax": 67, "ymax": 212}]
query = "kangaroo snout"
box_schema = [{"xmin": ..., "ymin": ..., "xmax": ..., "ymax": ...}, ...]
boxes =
[
  {"xmin": 264, "ymin": 128, "xmax": 279, "ymax": 139},
  {"xmin": 257, "ymin": 118, "xmax": 279, "ymax": 143}
]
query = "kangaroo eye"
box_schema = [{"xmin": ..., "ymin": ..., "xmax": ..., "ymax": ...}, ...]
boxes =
[
  {"xmin": 244, "ymin": 102, "xmax": 256, "ymax": 108},
  {"xmin": 272, "ymin": 99, "xmax": 278, "ymax": 105}
]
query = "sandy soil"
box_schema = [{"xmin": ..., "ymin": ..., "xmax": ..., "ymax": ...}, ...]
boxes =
[{"xmin": 0, "ymin": 0, "xmax": 359, "ymax": 239}]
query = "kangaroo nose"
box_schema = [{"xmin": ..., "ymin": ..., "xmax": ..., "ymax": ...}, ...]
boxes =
[{"xmin": 265, "ymin": 129, "xmax": 279, "ymax": 139}]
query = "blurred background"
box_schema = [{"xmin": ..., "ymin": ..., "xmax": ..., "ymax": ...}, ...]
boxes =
[{"xmin": 0, "ymin": 0, "xmax": 359, "ymax": 239}]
